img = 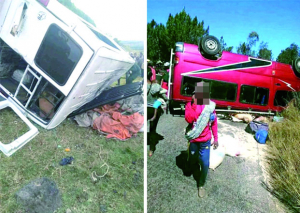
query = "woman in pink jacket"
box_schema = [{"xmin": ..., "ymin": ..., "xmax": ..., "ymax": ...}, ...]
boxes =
[{"xmin": 185, "ymin": 82, "xmax": 218, "ymax": 198}]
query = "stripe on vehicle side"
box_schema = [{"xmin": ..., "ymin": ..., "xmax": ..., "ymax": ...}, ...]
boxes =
[{"xmin": 182, "ymin": 57, "xmax": 272, "ymax": 76}]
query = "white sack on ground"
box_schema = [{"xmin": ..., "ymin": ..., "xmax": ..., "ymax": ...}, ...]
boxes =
[
  {"xmin": 218, "ymin": 135, "xmax": 241, "ymax": 157},
  {"xmin": 233, "ymin": 114, "xmax": 254, "ymax": 123},
  {"xmin": 212, "ymin": 135, "xmax": 241, "ymax": 157},
  {"xmin": 209, "ymin": 145, "xmax": 225, "ymax": 170},
  {"xmin": 231, "ymin": 116, "xmax": 243, "ymax": 122}
]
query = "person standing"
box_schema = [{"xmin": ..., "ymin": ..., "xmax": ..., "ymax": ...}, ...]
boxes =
[
  {"xmin": 185, "ymin": 82, "xmax": 218, "ymax": 198},
  {"xmin": 147, "ymin": 69, "xmax": 168, "ymax": 156}
]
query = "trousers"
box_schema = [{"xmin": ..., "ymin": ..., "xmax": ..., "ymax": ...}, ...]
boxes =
[{"xmin": 189, "ymin": 140, "xmax": 211, "ymax": 187}]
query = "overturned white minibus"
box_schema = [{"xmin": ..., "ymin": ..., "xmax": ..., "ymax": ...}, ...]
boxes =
[{"xmin": 0, "ymin": 0, "xmax": 142, "ymax": 156}]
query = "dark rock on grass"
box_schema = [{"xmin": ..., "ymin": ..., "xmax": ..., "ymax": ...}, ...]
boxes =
[
  {"xmin": 59, "ymin": 156, "xmax": 74, "ymax": 166},
  {"xmin": 15, "ymin": 177, "xmax": 61, "ymax": 213}
]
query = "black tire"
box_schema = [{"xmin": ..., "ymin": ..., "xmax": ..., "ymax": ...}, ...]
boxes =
[
  {"xmin": 200, "ymin": 35, "xmax": 221, "ymax": 56},
  {"xmin": 294, "ymin": 57, "xmax": 300, "ymax": 74}
]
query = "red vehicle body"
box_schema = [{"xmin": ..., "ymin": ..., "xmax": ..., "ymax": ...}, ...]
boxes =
[{"xmin": 168, "ymin": 38, "xmax": 300, "ymax": 115}]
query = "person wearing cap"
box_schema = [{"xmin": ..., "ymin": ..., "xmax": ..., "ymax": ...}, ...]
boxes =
[{"xmin": 185, "ymin": 81, "xmax": 218, "ymax": 198}]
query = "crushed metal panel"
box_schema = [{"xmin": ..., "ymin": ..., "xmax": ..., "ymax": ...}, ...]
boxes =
[{"xmin": 0, "ymin": 94, "xmax": 38, "ymax": 156}]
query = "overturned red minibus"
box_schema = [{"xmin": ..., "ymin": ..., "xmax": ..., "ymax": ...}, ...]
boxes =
[{"xmin": 167, "ymin": 36, "xmax": 300, "ymax": 115}]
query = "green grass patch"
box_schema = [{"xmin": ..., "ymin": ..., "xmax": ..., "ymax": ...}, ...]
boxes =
[
  {"xmin": 0, "ymin": 108, "xmax": 29, "ymax": 144},
  {"xmin": 0, "ymin": 110, "xmax": 143, "ymax": 213},
  {"xmin": 265, "ymin": 95, "xmax": 300, "ymax": 213}
]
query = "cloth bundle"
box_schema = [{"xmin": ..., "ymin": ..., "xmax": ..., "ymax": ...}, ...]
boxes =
[{"xmin": 185, "ymin": 101, "xmax": 216, "ymax": 141}]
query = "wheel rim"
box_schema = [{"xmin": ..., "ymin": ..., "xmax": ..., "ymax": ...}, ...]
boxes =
[
  {"xmin": 205, "ymin": 39, "xmax": 217, "ymax": 51},
  {"xmin": 297, "ymin": 60, "xmax": 300, "ymax": 68}
]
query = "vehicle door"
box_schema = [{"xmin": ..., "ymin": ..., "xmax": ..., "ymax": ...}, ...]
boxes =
[
  {"xmin": 0, "ymin": 93, "xmax": 38, "ymax": 156},
  {"xmin": 272, "ymin": 78, "xmax": 296, "ymax": 110},
  {"xmin": 0, "ymin": 0, "xmax": 93, "ymax": 96}
]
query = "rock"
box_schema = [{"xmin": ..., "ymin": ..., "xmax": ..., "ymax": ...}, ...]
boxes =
[
  {"xmin": 15, "ymin": 177, "xmax": 62, "ymax": 213},
  {"xmin": 66, "ymin": 208, "xmax": 72, "ymax": 213}
]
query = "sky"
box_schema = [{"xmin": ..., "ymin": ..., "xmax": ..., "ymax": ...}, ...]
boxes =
[
  {"xmin": 72, "ymin": 0, "xmax": 146, "ymax": 41},
  {"xmin": 148, "ymin": 0, "xmax": 300, "ymax": 60}
]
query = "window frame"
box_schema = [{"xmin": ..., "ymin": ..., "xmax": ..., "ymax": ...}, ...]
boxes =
[
  {"xmin": 239, "ymin": 84, "xmax": 269, "ymax": 106},
  {"xmin": 273, "ymin": 90, "xmax": 295, "ymax": 107},
  {"xmin": 180, "ymin": 76, "xmax": 238, "ymax": 102},
  {"xmin": 34, "ymin": 23, "xmax": 83, "ymax": 86}
]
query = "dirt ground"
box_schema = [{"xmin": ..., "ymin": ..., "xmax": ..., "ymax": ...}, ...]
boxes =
[{"xmin": 147, "ymin": 113, "xmax": 287, "ymax": 213}]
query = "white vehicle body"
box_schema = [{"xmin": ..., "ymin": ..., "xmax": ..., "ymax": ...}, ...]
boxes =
[{"xmin": 0, "ymin": 0, "xmax": 135, "ymax": 156}]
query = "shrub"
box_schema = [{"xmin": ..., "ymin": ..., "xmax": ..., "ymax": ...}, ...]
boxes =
[{"xmin": 264, "ymin": 93, "xmax": 300, "ymax": 212}]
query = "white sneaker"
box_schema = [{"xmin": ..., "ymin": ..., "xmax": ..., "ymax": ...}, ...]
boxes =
[{"xmin": 198, "ymin": 187, "xmax": 205, "ymax": 198}]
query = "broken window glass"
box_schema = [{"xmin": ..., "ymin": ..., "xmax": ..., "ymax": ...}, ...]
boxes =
[
  {"xmin": 27, "ymin": 79, "xmax": 65, "ymax": 122},
  {"xmin": 110, "ymin": 62, "xmax": 143, "ymax": 88}
]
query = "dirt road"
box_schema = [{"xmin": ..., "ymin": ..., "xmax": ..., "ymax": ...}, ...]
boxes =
[{"xmin": 147, "ymin": 114, "xmax": 285, "ymax": 213}]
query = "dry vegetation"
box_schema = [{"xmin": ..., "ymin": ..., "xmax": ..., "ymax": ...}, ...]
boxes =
[{"xmin": 265, "ymin": 95, "xmax": 300, "ymax": 213}]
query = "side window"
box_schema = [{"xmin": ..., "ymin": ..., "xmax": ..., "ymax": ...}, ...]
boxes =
[
  {"xmin": 274, "ymin": 90, "xmax": 294, "ymax": 106},
  {"xmin": 35, "ymin": 24, "xmax": 83, "ymax": 86},
  {"xmin": 181, "ymin": 76, "xmax": 237, "ymax": 101},
  {"xmin": 181, "ymin": 76, "xmax": 207, "ymax": 96},
  {"xmin": 210, "ymin": 81, "xmax": 237, "ymax": 101},
  {"xmin": 109, "ymin": 62, "xmax": 143, "ymax": 88},
  {"xmin": 240, "ymin": 85, "xmax": 269, "ymax": 105}
]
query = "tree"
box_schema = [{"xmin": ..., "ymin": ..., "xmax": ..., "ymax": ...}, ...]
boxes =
[
  {"xmin": 147, "ymin": 9, "xmax": 210, "ymax": 62},
  {"xmin": 248, "ymin": 31, "xmax": 259, "ymax": 47},
  {"xmin": 166, "ymin": 9, "xmax": 209, "ymax": 48},
  {"xmin": 276, "ymin": 43, "xmax": 300, "ymax": 65},
  {"xmin": 147, "ymin": 20, "xmax": 168, "ymax": 62},
  {"xmin": 220, "ymin": 36, "xmax": 233, "ymax": 52},
  {"xmin": 257, "ymin": 42, "xmax": 272, "ymax": 60},
  {"xmin": 57, "ymin": 0, "xmax": 96, "ymax": 27},
  {"xmin": 237, "ymin": 31, "xmax": 259, "ymax": 56}
]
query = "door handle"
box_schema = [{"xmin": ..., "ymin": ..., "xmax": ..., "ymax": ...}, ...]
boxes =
[{"xmin": 275, "ymin": 83, "xmax": 281, "ymax": 86}]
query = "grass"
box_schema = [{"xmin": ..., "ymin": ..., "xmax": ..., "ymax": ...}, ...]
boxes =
[
  {"xmin": 0, "ymin": 108, "xmax": 143, "ymax": 213},
  {"xmin": 0, "ymin": 108, "xmax": 29, "ymax": 144},
  {"xmin": 264, "ymin": 95, "xmax": 300, "ymax": 213}
]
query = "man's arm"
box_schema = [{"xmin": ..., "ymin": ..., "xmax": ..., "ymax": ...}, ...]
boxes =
[
  {"xmin": 185, "ymin": 102, "xmax": 197, "ymax": 124},
  {"xmin": 211, "ymin": 110, "xmax": 218, "ymax": 147}
]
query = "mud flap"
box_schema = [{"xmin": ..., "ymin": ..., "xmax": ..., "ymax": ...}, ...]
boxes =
[{"xmin": 0, "ymin": 93, "xmax": 38, "ymax": 156}]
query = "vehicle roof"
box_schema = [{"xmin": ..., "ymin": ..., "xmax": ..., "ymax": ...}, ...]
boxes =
[
  {"xmin": 45, "ymin": 0, "xmax": 130, "ymax": 57},
  {"xmin": 180, "ymin": 42, "xmax": 298, "ymax": 81}
]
